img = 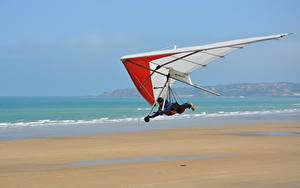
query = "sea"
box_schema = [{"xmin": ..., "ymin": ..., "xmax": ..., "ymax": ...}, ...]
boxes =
[{"xmin": 1, "ymin": 96, "xmax": 300, "ymax": 140}]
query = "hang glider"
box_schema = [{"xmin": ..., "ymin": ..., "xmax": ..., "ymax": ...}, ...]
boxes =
[{"xmin": 121, "ymin": 33, "xmax": 290, "ymax": 106}]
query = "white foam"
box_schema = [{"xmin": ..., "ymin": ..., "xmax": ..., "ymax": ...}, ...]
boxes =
[
  {"xmin": 150, "ymin": 108, "xmax": 300, "ymax": 121},
  {"xmin": 0, "ymin": 108, "xmax": 300, "ymax": 129},
  {"xmin": 137, "ymin": 107, "xmax": 151, "ymax": 111},
  {"xmin": 0, "ymin": 118, "xmax": 114, "ymax": 128}
]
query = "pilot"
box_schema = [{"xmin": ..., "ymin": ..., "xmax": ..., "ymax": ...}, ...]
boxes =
[{"xmin": 144, "ymin": 97, "xmax": 195, "ymax": 122}]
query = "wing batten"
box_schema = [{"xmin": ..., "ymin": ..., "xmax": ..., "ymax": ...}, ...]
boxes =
[{"xmin": 170, "ymin": 55, "xmax": 206, "ymax": 66}]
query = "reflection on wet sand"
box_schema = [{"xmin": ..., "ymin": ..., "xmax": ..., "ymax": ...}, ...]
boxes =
[{"xmin": 66, "ymin": 155, "xmax": 231, "ymax": 168}]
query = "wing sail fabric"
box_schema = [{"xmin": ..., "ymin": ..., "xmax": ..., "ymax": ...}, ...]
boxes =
[{"xmin": 122, "ymin": 54, "xmax": 173, "ymax": 105}]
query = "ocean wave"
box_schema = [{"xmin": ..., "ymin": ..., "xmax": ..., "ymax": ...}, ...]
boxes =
[
  {"xmin": 0, "ymin": 118, "xmax": 112, "ymax": 128},
  {"xmin": 137, "ymin": 107, "xmax": 151, "ymax": 111},
  {"xmin": 0, "ymin": 108, "xmax": 300, "ymax": 128}
]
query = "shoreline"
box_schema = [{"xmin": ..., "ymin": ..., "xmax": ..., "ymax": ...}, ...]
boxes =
[
  {"xmin": 1, "ymin": 122, "xmax": 300, "ymax": 188},
  {"xmin": 1, "ymin": 110, "xmax": 300, "ymax": 141}
]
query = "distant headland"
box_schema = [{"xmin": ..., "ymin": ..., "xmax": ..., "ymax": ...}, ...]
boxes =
[{"xmin": 100, "ymin": 82, "xmax": 300, "ymax": 98}]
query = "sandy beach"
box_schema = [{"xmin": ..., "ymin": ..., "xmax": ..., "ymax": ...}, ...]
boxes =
[{"xmin": 1, "ymin": 122, "xmax": 300, "ymax": 188}]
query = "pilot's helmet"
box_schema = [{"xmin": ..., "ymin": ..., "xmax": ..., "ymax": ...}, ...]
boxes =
[{"xmin": 157, "ymin": 97, "xmax": 164, "ymax": 104}]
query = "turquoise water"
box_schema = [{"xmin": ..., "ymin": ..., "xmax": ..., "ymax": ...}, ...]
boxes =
[
  {"xmin": 0, "ymin": 97, "xmax": 300, "ymax": 128},
  {"xmin": 0, "ymin": 97, "xmax": 146, "ymax": 123}
]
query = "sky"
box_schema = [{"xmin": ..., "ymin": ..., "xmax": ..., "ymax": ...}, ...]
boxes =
[{"xmin": 0, "ymin": 0, "xmax": 299, "ymax": 96}]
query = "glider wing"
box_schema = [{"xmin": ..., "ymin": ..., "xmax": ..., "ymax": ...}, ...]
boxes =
[{"xmin": 121, "ymin": 33, "xmax": 290, "ymax": 105}]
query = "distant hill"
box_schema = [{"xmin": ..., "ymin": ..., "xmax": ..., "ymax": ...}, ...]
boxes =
[{"xmin": 99, "ymin": 82, "xmax": 300, "ymax": 98}]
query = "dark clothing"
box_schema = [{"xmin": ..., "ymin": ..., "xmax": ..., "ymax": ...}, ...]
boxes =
[{"xmin": 149, "ymin": 100, "xmax": 191, "ymax": 118}]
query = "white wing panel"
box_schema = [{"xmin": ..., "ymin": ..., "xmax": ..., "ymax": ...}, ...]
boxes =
[
  {"xmin": 151, "ymin": 52, "xmax": 200, "ymax": 73},
  {"xmin": 150, "ymin": 64, "xmax": 169, "ymax": 101},
  {"xmin": 149, "ymin": 46, "xmax": 238, "ymax": 74}
]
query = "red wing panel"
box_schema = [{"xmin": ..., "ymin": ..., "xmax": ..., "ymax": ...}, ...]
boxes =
[{"xmin": 122, "ymin": 54, "xmax": 173, "ymax": 105}]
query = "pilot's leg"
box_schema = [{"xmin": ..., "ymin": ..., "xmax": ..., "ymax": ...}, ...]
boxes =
[{"xmin": 178, "ymin": 102, "xmax": 195, "ymax": 112}]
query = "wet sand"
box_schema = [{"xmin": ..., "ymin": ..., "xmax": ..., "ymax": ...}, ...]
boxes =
[{"xmin": 1, "ymin": 123, "xmax": 300, "ymax": 188}]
